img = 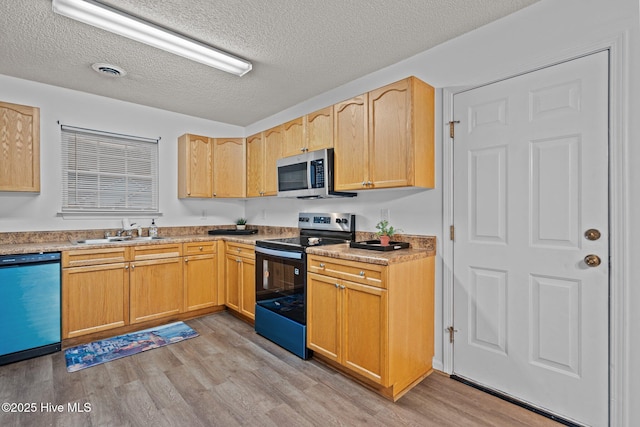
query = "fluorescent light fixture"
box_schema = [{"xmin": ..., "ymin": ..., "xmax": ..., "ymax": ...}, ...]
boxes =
[{"xmin": 52, "ymin": 0, "xmax": 252, "ymax": 76}]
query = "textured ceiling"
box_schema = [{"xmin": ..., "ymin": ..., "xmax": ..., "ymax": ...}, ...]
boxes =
[{"xmin": 0, "ymin": 0, "xmax": 538, "ymax": 126}]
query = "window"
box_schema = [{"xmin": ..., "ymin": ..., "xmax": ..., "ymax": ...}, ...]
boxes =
[{"xmin": 61, "ymin": 125, "xmax": 159, "ymax": 214}]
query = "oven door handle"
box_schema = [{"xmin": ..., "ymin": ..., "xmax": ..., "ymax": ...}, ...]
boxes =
[{"xmin": 255, "ymin": 246, "xmax": 304, "ymax": 260}]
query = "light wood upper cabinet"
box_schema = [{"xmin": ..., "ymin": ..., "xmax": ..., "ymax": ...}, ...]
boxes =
[
  {"xmin": 247, "ymin": 126, "xmax": 282, "ymax": 197},
  {"xmin": 281, "ymin": 117, "xmax": 305, "ymax": 157},
  {"xmin": 262, "ymin": 126, "xmax": 282, "ymax": 196},
  {"xmin": 246, "ymin": 132, "xmax": 264, "ymax": 197},
  {"xmin": 334, "ymin": 77, "xmax": 434, "ymax": 191},
  {"xmin": 0, "ymin": 101, "xmax": 40, "ymax": 192},
  {"xmin": 178, "ymin": 133, "xmax": 213, "ymax": 198},
  {"xmin": 305, "ymin": 106, "xmax": 333, "ymax": 153},
  {"xmin": 368, "ymin": 77, "xmax": 434, "ymax": 189},
  {"xmin": 333, "ymin": 95, "xmax": 369, "ymax": 190},
  {"xmin": 213, "ymin": 137, "xmax": 246, "ymax": 198}
]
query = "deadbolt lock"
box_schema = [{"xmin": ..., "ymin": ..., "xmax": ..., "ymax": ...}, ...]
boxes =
[
  {"xmin": 584, "ymin": 254, "xmax": 601, "ymax": 267},
  {"xmin": 584, "ymin": 229, "xmax": 601, "ymax": 241}
]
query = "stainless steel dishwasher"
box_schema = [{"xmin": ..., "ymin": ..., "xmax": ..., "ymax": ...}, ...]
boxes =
[{"xmin": 0, "ymin": 252, "xmax": 61, "ymax": 365}]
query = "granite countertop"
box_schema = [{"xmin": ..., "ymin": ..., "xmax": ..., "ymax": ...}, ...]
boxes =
[
  {"xmin": 0, "ymin": 226, "xmax": 435, "ymax": 264},
  {"xmin": 306, "ymin": 242, "xmax": 434, "ymax": 265},
  {"xmin": 0, "ymin": 233, "xmax": 276, "ymax": 255}
]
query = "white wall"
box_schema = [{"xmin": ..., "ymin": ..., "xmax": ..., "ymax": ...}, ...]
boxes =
[{"xmin": 0, "ymin": 75, "xmax": 246, "ymax": 232}]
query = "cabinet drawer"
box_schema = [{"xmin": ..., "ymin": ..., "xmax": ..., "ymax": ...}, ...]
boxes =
[
  {"xmin": 62, "ymin": 247, "xmax": 130, "ymax": 267},
  {"xmin": 226, "ymin": 242, "xmax": 255, "ymax": 260},
  {"xmin": 308, "ymin": 255, "xmax": 385, "ymax": 288},
  {"xmin": 131, "ymin": 243, "xmax": 182, "ymax": 260},
  {"xmin": 183, "ymin": 241, "xmax": 216, "ymax": 255}
]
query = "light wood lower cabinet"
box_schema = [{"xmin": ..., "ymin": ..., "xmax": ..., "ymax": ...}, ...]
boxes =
[
  {"xmin": 62, "ymin": 247, "xmax": 130, "ymax": 339},
  {"xmin": 62, "ymin": 242, "xmax": 224, "ymax": 338},
  {"xmin": 224, "ymin": 242, "xmax": 255, "ymax": 320},
  {"xmin": 129, "ymin": 256, "xmax": 183, "ymax": 324},
  {"xmin": 62, "ymin": 261, "xmax": 130, "ymax": 339},
  {"xmin": 307, "ymin": 254, "xmax": 434, "ymax": 401},
  {"xmin": 183, "ymin": 241, "xmax": 222, "ymax": 311}
]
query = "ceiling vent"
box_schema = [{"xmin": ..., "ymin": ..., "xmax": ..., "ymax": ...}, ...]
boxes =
[{"xmin": 91, "ymin": 63, "xmax": 127, "ymax": 77}]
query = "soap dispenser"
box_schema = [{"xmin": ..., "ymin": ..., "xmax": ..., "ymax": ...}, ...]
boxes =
[{"xmin": 149, "ymin": 219, "xmax": 158, "ymax": 237}]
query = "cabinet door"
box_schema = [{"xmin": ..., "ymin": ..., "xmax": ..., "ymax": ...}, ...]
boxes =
[
  {"xmin": 246, "ymin": 132, "xmax": 264, "ymax": 197},
  {"xmin": 333, "ymin": 95, "xmax": 369, "ymax": 190},
  {"xmin": 306, "ymin": 106, "xmax": 333, "ymax": 152},
  {"xmin": 343, "ymin": 280, "xmax": 388, "ymax": 385},
  {"xmin": 62, "ymin": 263, "xmax": 129, "ymax": 338},
  {"xmin": 262, "ymin": 126, "xmax": 282, "ymax": 196},
  {"xmin": 224, "ymin": 254, "xmax": 241, "ymax": 312},
  {"xmin": 282, "ymin": 117, "xmax": 305, "ymax": 157},
  {"xmin": 307, "ymin": 273, "xmax": 341, "ymax": 362},
  {"xmin": 0, "ymin": 101, "xmax": 40, "ymax": 192},
  {"xmin": 239, "ymin": 256, "xmax": 255, "ymax": 320},
  {"xmin": 368, "ymin": 79, "xmax": 412, "ymax": 189},
  {"xmin": 213, "ymin": 137, "xmax": 246, "ymax": 197},
  {"xmin": 130, "ymin": 257, "xmax": 183, "ymax": 323},
  {"xmin": 178, "ymin": 134, "xmax": 213, "ymax": 198},
  {"xmin": 184, "ymin": 253, "xmax": 217, "ymax": 311}
]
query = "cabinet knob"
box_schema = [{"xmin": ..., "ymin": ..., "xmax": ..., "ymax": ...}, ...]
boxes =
[
  {"xmin": 335, "ymin": 283, "xmax": 339, "ymax": 288},
  {"xmin": 367, "ymin": 181, "xmax": 372, "ymax": 186},
  {"xmin": 124, "ymin": 265, "xmax": 129, "ymax": 270},
  {"xmin": 213, "ymin": 193, "xmax": 217, "ymax": 197},
  {"xmin": 131, "ymin": 264, "xmax": 135, "ymax": 270},
  {"xmin": 362, "ymin": 181, "xmax": 367, "ymax": 186},
  {"xmin": 236, "ymin": 259, "xmax": 241, "ymax": 263},
  {"xmin": 300, "ymin": 147, "xmax": 306, "ymax": 152},
  {"xmin": 340, "ymin": 285, "xmax": 346, "ymax": 290},
  {"xmin": 359, "ymin": 271, "xmax": 365, "ymax": 276},
  {"xmin": 319, "ymin": 263, "xmax": 325, "ymax": 268},
  {"xmin": 237, "ymin": 248, "xmax": 242, "ymax": 252},
  {"xmin": 199, "ymin": 246, "xmax": 203, "ymax": 251},
  {"xmin": 185, "ymin": 258, "xmax": 189, "ymax": 263}
]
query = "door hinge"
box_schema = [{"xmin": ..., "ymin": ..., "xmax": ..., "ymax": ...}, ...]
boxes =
[
  {"xmin": 448, "ymin": 120, "xmax": 460, "ymax": 139},
  {"xmin": 447, "ymin": 326, "xmax": 458, "ymax": 343},
  {"xmin": 450, "ymin": 225, "xmax": 455, "ymax": 241}
]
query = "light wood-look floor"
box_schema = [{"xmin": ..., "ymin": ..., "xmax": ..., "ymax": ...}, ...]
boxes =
[{"xmin": 0, "ymin": 312, "xmax": 559, "ymax": 427}]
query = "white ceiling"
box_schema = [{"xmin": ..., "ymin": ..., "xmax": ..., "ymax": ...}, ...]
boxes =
[{"xmin": 0, "ymin": 0, "xmax": 538, "ymax": 126}]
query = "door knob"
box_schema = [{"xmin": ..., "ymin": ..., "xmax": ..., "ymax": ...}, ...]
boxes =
[
  {"xmin": 584, "ymin": 254, "xmax": 601, "ymax": 267},
  {"xmin": 584, "ymin": 229, "xmax": 601, "ymax": 241}
]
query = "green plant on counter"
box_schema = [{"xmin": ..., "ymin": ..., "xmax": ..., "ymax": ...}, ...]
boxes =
[
  {"xmin": 236, "ymin": 218, "xmax": 247, "ymax": 225},
  {"xmin": 375, "ymin": 220, "xmax": 400, "ymax": 237}
]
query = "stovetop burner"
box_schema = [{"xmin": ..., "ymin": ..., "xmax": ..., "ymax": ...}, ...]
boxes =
[{"xmin": 255, "ymin": 212, "xmax": 355, "ymax": 252}]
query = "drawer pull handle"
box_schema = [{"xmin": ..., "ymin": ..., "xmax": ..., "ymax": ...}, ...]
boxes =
[{"xmin": 359, "ymin": 271, "xmax": 365, "ymax": 276}]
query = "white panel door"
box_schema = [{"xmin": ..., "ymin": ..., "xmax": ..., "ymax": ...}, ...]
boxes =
[{"xmin": 453, "ymin": 51, "xmax": 609, "ymax": 426}]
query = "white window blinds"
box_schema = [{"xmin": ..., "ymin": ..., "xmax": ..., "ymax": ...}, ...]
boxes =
[{"xmin": 61, "ymin": 125, "xmax": 159, "ymax": 213}]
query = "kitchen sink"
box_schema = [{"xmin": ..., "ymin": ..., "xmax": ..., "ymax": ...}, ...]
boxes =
[{"xmin": 75, "ymin": 236, "xmax": 165, "ymax": 244}]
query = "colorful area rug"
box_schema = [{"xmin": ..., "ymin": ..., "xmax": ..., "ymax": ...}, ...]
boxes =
[{"xmin": 64, "ymin": 321, "xmax": 198, "ymax": 372}]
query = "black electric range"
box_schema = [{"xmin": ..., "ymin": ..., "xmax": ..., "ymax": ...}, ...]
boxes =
[{"xmin": 254, "ymin": 212, "xmax": 355, "ymax": 359}]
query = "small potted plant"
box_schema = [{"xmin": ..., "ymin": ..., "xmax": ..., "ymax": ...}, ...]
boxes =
[
  {"xmin": 235, "ymin": 218, "xmax": 247, "ymax": 230},
  {"xmin": 375, "ymin": 220, "xmax": 400, "ymax": 246}
]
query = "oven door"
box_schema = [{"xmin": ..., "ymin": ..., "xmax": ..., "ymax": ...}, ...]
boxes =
[{"xmin": 254, "ymin": 246, "xmax": 306, "ymax": 325}]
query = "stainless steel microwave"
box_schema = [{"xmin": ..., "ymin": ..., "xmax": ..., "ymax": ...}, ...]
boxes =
[{"xmin": 276, "ymin": 148, "xmax": 356, "ymax": 199}]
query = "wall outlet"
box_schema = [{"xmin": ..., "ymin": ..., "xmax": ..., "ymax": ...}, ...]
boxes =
[{"xmin": 380, "ymin": 208, "xmax": 390, "ymax": 222}]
